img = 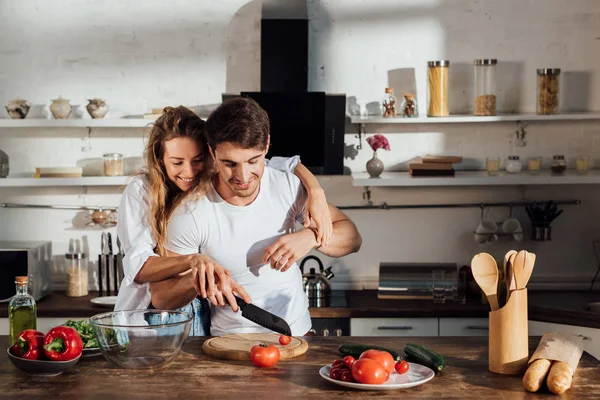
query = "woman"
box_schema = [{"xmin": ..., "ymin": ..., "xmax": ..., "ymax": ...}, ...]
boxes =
[{"xmin": 114, "ymin": 106, "xmax": 332, "ymax": 335}]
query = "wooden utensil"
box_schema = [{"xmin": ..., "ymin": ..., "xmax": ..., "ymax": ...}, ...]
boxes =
[
  {"xmin": 513, "ymin": 250, "xmax": 529, "ymax": 290},
  {"xmin": 471, "ymin": 253, "xmax": 500, "ymax": 311},
  {"xmin": 504, "ymin": 250, "xmax": 518, "ymax": 303},
  {"xmin": 202, "ymin": 333, "xmax": 308, "ymax": 361},
  {"xmin": 519, "ymin": 252, "xmax": 535, "ymax": 289}
]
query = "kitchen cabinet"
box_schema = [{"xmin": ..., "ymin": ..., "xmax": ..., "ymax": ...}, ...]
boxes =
[
  {"xmin": 439, "ymin": 318, "xmax": 489, "ymax": 337},
  {"xmin": 529, "ymin": 320, "xmax": 600, "ymax": 360},
  {"xmin": 350, "ymin": 318, "xmax": 438, "ymax": 337},
  {"xmin": 0, "ymin": 317, "xmax": 88, "ymax": 336}
]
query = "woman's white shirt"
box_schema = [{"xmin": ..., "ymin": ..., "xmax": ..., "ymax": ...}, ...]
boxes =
[{"xmin": 114, "ymin": 156, "xmax": 300, "ymax": 311}]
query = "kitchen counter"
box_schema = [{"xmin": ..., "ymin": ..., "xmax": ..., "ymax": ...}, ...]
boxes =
[
  {"xmin": 2, "ymin": 290, "xmax": 599, "ymax": 329},
  {"xmin": 0, "ymin": 336, "xmax": 598, "ymax": 399}
]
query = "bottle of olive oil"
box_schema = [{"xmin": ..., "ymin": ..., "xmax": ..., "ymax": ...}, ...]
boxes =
[{"xmin": 8, "ymin": 276, "xmax": 37, "ymax": 345}]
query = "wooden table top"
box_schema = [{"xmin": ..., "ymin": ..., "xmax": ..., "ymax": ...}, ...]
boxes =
[{"xmin": 1, "ymin": 336, "xmax": 598, "ymax": 399}]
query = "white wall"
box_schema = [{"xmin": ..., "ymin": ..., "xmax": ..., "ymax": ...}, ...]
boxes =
[{"xmin": 1, "ymin": 0, "xmax": 600, "ymax": 291}]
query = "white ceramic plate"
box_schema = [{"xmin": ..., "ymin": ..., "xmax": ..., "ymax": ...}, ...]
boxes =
[
  {"xmin": 90, "ymin": 296, "xmax": 117, "ymax": 308},
  {"xmin": 319, "ymin": 362, "xmax": 435, "ymax": 391}
]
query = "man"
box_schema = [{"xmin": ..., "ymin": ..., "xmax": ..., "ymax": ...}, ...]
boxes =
[{"xmin": 150, "ymin": 97, "xmax": 362, "ymax": 336}]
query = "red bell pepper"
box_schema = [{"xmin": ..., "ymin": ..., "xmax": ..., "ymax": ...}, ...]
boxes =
[
  {"xmin": 43, "ymin": 326, "xmax": 83, "ymax": 361},
  {"xmin": 11, "ymin": 329, "xmax": 45, "ymax": 360}
]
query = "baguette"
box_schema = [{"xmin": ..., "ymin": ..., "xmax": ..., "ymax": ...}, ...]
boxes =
[
  {"xmin": 522, "ymin": 359, "xmax": 552, "ymax": 392},
  {"xmin": 547, "ymin": 361, "xmax": 573, "ymax": 395}
]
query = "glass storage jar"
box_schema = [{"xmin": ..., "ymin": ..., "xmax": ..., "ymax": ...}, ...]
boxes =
[
  {"xmin": 66, "ymin": 252, "xmax": 88, "ymax": 297},
  {"xmin": 576, "ymin": 155, "xmax": 589, "ymax": 175},
  {"xmin": 528, "ymin": 156, "xmax": 541, "ymax": 174},
  {"xmin": 537, "ymin": 68, "xmax": 560, "ymax": 115},
  {"xmin": 505, "ymin": 155, "xmax": 522, "ymax": 173},
  {"xmin": 474, "ymin": 59, "xmax": 497, "ymax": 116},
  {"xmin": 104, "ymin": 153, "xmax": 124, "ymax": 176},
  {"xmin": 551, "ymin": 155, "xmax": 566, "ymax": 175},
  {"xmin": 427, "ymin": 60, "xmax": 450, "ymax": 117},
  {"xmin": 486, "ymin": 157, "xmax": 500, "ymax": 176},
  {"xmin": 401, "ymin": 93, "xmax": 418, "ymax": 118},
  {"xmin": 382, "ymin": 87, "xmax": 397, "ymax": 117}
]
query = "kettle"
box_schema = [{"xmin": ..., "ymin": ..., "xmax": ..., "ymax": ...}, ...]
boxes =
[{"xmin": 299, "ymin": 255, "xmax": 334, "ymax": 307}]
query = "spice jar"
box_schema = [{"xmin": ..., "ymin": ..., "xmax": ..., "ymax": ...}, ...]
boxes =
[
  {"xmin": 505, "ymin": 156, "xmax": 522, "ymax": 174},
  {"xmin": 551, "ymin": 155, "xmax": 566, "ymax": 175},
  {"xmin": 537, "ymin": 68, "xmax": 560, "ymax": 115},
  {"xmin": 474, "ymin": 59, "xmax": 497, "ymax": 116},
  {"xmin": 382, "ymin": 88, "xmax": 397, "ymax": 117},
  {"xmin": 65, "ymin": 252, "xmax": 88, "ymax": 297},
  {"xmin": 576, "ymin": 155, "xmax": 589, "ymax": 175},
  {"xmin": 528, "ymin": 156, "xmax": 541, "ymax": 174},
  {"xmin": 427, "ymin": 61, "xmax": 450, "ymax": 117},
  {"xmin": 103, "ymin": 153, "xmax": 124, "ymax": 176},
  {"xmin": 486, "ymin": 157, "xmax": 500, "ymax": 176},
  {"xmin": 401, "ymin": 94, "xmax": 418, "ymax": 118}
]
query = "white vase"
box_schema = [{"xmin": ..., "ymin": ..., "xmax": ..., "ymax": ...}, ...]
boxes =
[{"xmin": 50, "ymin": 98, "xmax": 72, "ymax": 119}]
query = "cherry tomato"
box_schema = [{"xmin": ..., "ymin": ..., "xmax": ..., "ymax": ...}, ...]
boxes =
[
  {"xmin": 343, "ymin": 355, "xmax": 355, "ymax": 368},
  {"xmin": 351, "ymin": 358, "xmax": 388, "ymax": 385},
  {"xmin": 359, "ymin": 349, "xmax": 396, "ymax": 374},
  {"xmin": 331, "ymin": 359, "xmax": 344, "ymax": 368},
  {"xmin": 250, "ymin": 343, "xmax": 280, "ymax": 368},
  {"xmin": 330, "ymin": 367, "xmax": 343, "ymax": 380},
  {"xmin": 395, "ymin": 360, "xmax": 409, "ymax": 374},
  {"xmin": 341, "ymin": 370, "xmax": 354, "ymax": 382},
  {"xmin": 278, "ymin": 335, "xmax": 292, "ymax": 346}
]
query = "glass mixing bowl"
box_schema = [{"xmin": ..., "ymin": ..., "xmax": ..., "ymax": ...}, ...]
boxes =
[{"xmin": 89, "ymin": 310, "xmax": 192, "ymax": 369}]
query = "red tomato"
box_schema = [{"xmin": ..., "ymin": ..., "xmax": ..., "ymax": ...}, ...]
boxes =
[
  {"xmin": 351, "ymin": 358, "xmax": 388, "ymax": 385},
  {"xmin": 278, "ymin": 335, "xmax": 292, "ymax": 346},
  {"xmin": 330, "ymin": 367, "xmax": 343, "ymax": 380},
  {"xmin": 250, "ymin": 343, "xmax": 280, "ymax": 368},
  {"xmin": 343, "ymin": 355, "xmax": 355, "ymax": 368},
  {"xmin": 341, "ymin": 370, "xmax": 354, "ymax": 382},
  {"xmin": 359, "ymin": 349, "xmax": 395, "ymax": 374},
  {"xmin": 331, "ymin": 359, "xmax": 344, "ymax": 368},
  {"xmin": 395, "ymin": 360, "xmax": 409, "ymax": 374}
]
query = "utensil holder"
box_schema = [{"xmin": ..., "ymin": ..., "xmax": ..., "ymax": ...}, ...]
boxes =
[
  {"xmin": 532, "ymin": 225, "xmax": 552, "ymax": 241},
  {"xmin": 489, "ymin": 288, "xmax": 528, "ymax": 374}
]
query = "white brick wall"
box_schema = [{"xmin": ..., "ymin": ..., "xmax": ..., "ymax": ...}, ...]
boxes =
[{"xmin": 0, "ymin": 0, "xmax": 599, "ymax": 290}]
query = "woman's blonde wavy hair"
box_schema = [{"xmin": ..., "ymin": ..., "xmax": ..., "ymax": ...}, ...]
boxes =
[{"xmin": 144, "ymin": 106, "xmax": 213, "ymax": 256}]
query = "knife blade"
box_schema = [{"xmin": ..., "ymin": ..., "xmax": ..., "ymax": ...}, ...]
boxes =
[{"xmin": 227, "ymin": 295, "xmax": 292, "ymax": 336}]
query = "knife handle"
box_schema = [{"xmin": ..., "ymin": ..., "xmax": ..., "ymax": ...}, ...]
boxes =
[
  {"xmin": 98, "ymin": 254, "xmax": 103, "ymax": 296},
  {"xmin": 223, "ymin": 295, "xmax": 245, "ymax": 310}
]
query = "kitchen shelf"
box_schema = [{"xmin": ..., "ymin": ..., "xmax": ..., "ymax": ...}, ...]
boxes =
[
  {"xmin": 0, "ymin": 119, "xmax": 151, "ymax": 128},
  {"xmin": 350, "ymin": 112, "xmax": 600, "ymax": 124},
  {"xmin": 0, "ymin": 176, "xmax": 130, "ymax": 187},
  {"xmin": 351, "ymin": 170, "xmax": 600, "ymax": 187}
]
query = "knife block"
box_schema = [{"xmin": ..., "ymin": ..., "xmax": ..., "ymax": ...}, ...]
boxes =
[{"xmin": 488, "ymin": 288, "xmax": 529, "ymax": 374}]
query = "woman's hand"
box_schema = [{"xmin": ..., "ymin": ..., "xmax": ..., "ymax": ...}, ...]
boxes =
[
  {"xmin": 263, "ymin": 229, "xmax": 319, "ymax": 272},
  {"xmin": 187, "ymin": 254, "xmax": 251, "ymax": 312},
  {"xmin": 304, "ymin": 188, "xmax": 332, "ymax": 247}
]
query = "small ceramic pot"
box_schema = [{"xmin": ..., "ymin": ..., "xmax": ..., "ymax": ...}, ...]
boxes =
[
  {"xmin": 366, "ymin": 152, "xmax": 384, "ymax": 178},
  {"xmin": 86, "ymin": 98, "xmax": 109, "ymax": 119},
  {"xmin": 49, "ymin": 98, "xmax": 72, "ymax": 119},
  {"xmin": 5, "ymin": 99, "xmax": 30, "ymax": 119}
]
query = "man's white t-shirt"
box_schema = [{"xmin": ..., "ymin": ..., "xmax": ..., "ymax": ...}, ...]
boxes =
[{"xmin": 166, "ymin": 166, "xmax": 312, "ymax": 336}]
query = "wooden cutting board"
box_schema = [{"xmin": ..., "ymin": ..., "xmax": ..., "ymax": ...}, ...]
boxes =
[{"xmin": 202, "ymin": 333, "xmax": 309, "ymax": 361}]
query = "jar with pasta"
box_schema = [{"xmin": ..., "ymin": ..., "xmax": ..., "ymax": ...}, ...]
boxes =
[
  {"xmin": 382, "ymin": 87, "xmax": 397, "ymax": 118},
  {"xmin": 473, "ymin": 59, "xmax": 497, "ymax": 116},
  {"xmin": 65, "ymin": 252, "xmax": 88, "ymax": 297},
  {"xmin": 103, "ymin": 153, "xmax": 124, "ymax": 176},
  {"xmin": 537, "ymin": 68, "xmax": 560, "ymax": 115},
  {"xmin": 427, "ymin": 60, "xmax": 450, "ymax": 117}
]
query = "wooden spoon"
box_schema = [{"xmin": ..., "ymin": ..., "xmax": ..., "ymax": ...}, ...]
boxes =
[
  {"xmin": 512, "ymin": 250, "xmax": 528, "ymax": 291},
  {"xmin": 504, "ymin": 250, "xmax": 518, "ymax": 303},
  {"xmin": 471, "ymin": 253, "xmax": 500, "ymax": 311}
]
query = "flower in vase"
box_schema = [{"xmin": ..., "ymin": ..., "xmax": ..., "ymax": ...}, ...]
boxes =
[{"xmin": 366, "ymin": 134, "xmax": 391, "ymax": 153}]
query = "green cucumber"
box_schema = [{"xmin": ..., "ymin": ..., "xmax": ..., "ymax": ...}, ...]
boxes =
[
  {"xmin": 338, "ymin": 343, "xmax": 401, "ymax": 361},
  {"xmin": 404, "ymin": 343, "xmax": 445, "ymax": 372}
]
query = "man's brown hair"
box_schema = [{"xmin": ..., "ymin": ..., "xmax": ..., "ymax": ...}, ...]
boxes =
[{"xmin": 204, "ymin": 97, "xmax": 270, "ymax": 151}]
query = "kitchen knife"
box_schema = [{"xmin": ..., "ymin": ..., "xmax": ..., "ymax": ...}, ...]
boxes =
[
  {"xmin": 225, "ymin": 295, "xmax": 292, "ymax": 336},
  {"xmin": 108, "ymin": 232, "xmax": 118, "ymax": 295},
  {"xmin": 103, "ymin": 232, "xmax": 111, "ymax": 296}
]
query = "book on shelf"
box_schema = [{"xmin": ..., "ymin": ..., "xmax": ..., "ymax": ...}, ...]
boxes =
[
  {"xmin": 409, "ymin": 168, "xmax": 455, "ymax": 177},
  {"xmin": 422, "ymin": 154, "xmax": 463, "ymax": 164},
  {"xmin": 409, "ymin": 159, "xmax": 453, "ymax": 170}
]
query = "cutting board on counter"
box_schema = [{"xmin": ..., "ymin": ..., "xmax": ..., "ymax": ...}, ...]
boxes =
[{"xmin": 202, "ymin": 333, "xmax": 308, "ymax": 361}]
